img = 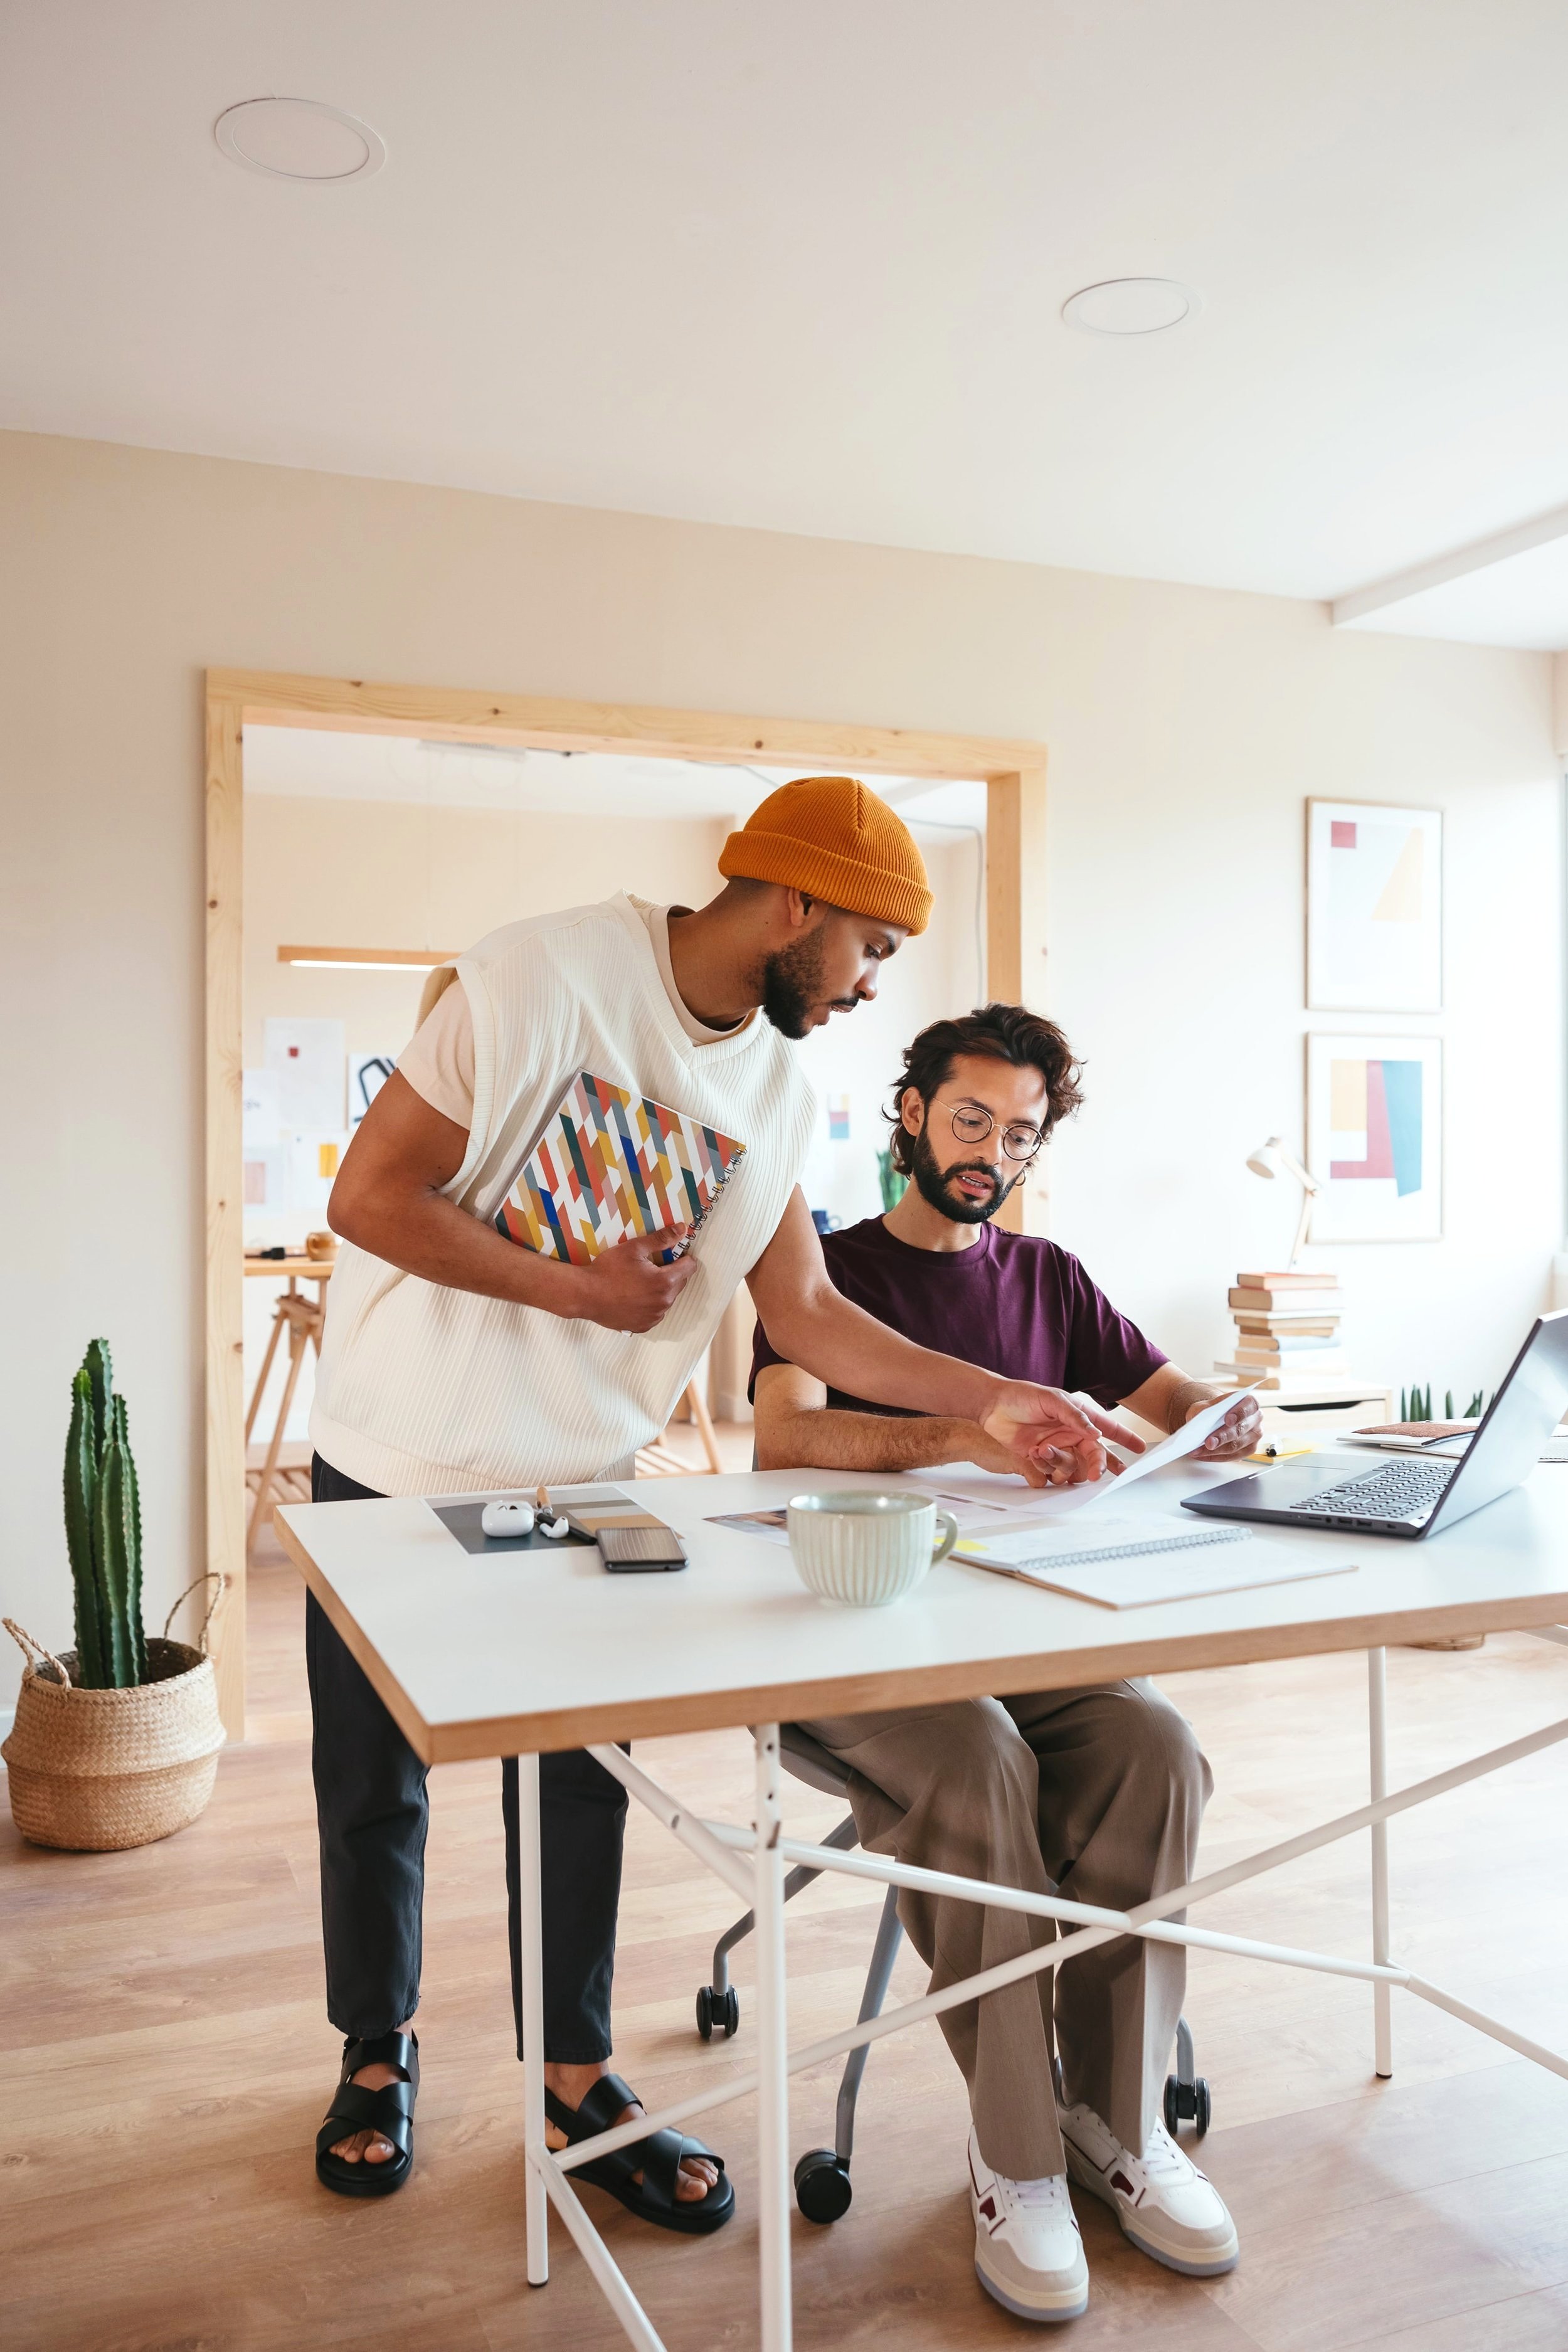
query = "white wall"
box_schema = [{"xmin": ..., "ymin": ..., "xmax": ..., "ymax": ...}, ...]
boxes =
[
  {"xmin": 1037, "ymin": 625, "xmax": 1560, "ymax": 1403},
  {"xmin": 2, "ymin": 429, "xmax": 1558, "ymax": 1655}
]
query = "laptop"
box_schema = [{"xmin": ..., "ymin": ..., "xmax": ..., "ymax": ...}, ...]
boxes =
[{"xmin": 1182, "ymin": 1309, "xmax": 1568, "ymax": 1540}]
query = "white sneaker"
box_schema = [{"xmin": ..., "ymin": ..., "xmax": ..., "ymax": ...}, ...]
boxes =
[
  {"xmin": 968, "ymin": 2129, "xmax": 1089, "ymax": 2323},
  {"xmin": 1060, "ymin": 2102, "xmax": 1239, "ymax": 2277}
]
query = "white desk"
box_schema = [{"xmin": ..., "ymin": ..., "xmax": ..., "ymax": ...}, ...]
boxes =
[{"xmin": 278, "ymin": 1456, "xmax": 1568, "ymax": 2352}]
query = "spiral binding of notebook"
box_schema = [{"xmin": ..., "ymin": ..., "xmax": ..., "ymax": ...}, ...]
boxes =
[
  {"xmin": 1015, "ymin": 1527, "xmax": 1248, "ymax": 1569},
  {"xmin": 958, "ymin": 1524, "xmax": 1249, "ymax": 1575}
]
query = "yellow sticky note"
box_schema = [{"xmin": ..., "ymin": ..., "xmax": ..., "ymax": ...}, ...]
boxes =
[{"xmin": 318, "ymin": 1142, "xmax": 340, "ymax": 1179}]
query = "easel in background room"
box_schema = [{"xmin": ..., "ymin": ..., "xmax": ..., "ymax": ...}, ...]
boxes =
[
  {"xmin": 637, "ymin": 1373, "xmax": 724, "ymax": 1477},
  {"xmin": 245, "ymin": 1258, "xmax": 334, "ymax": 1555}
]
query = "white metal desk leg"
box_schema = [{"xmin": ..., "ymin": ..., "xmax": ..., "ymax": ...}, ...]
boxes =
[
  {"xmin": 517, "ymin": 1751, "xmax": 550, "ymax": 2284},
  {"xmin": 755, "ymin": 1724, "xmax": 793, "ymax": 2352},
  {"xmin": 1367, "ymin": 1649, "xmax": 1392, "ymax": 2078}
]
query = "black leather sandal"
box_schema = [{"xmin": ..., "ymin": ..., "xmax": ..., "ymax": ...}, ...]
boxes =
[
  {"xmin": 546, "ymin": 2070, "xmax": 734, "ymax": 2235},
  {"xmin": 315, "ymin": 2030, "xmax": 419, "ymax": 2198}
]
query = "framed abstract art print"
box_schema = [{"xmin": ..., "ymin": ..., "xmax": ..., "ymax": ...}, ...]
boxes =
[
  {"xmin": 1306, "ymin": 799, "xmax": 1442, "ymax": 1012},
  {"xmin": 1306, "ymin": 1033, "xmax": 1442, "ymax": 1243}
]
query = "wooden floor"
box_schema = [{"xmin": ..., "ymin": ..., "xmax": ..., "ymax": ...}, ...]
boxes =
[{"xmin": 8, "ymin": 1527, "xmax": 1568, "ymax": 2352}]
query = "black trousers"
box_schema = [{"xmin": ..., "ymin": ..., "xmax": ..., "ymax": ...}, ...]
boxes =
[{"xmin": 306, "ymin": 1453, "xmax": 628, "ymax": 2061}]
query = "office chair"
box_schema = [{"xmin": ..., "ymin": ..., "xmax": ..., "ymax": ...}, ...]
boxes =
[{"xmin": 696, "ymin": 1722, "xmax": 1210, "ymax": 2222}]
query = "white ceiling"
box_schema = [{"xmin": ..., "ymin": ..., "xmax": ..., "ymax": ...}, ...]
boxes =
[
  {"xmin": 8, "ymin": 3, "xmax": 1568, "ymax": 641},
  {"xmin": 243, "ymin": 727, "xmax": 986, "ymax": 832},
  {"xmin": 1333, "ymin": 508, "xmax": 1568, "ymax": 651}
]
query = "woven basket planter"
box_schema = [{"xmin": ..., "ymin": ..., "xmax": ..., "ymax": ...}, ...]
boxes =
[{"xmin": 3, "ymin": 1584, "xmax": 226, "ymax": 1851}]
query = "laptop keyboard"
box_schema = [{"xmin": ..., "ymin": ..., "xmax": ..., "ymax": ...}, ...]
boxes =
[{"xmin": 1287, "ymin": 1458, "xmax": 1456, "ymax": 1521}]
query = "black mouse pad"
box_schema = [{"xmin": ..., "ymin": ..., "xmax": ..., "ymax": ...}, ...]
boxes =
[{"xmin": 429, "ymin": 1501, "xmax": 596, "ymax": 1558}]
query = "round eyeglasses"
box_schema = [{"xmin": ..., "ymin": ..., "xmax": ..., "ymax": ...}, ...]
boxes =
[{"xmin": 946, "ymin": 1103, "xmax": 1046, "ymax": 1163}]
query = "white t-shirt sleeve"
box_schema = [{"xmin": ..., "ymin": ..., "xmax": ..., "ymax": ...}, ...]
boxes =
[{"xmin": 398, "ymin": 978, "xmax": 475, "ymax": 1130}]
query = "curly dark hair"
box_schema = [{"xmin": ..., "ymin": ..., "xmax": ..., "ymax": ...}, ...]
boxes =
[{"xmin": 885, "ymin": 1004, "xmax": 1085, "ymax": 1175}]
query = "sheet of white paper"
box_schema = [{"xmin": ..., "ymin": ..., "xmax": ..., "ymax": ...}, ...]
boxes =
[
  {"xmin": 241, "ymin": 1143, "xmax": 286, "ymax": 1213},
  {"xmin": 241, "ymin": 1067, "xmax": 282, "ymax": 1148},
  {"xmin": 1073, "ymin": 1385, "xmax": 1261, "ymax": 1513},
  {"xmin": 265, "ymin": 1017, "xmax": 346, "ymax": 1133},
  {"xmin": 909, "ymin": 1392, "xmax": 1259, "ymax": 1528},
  {"xmin": 286, "ymin": 1131, "xmax": 349, "ymax": 1218}
]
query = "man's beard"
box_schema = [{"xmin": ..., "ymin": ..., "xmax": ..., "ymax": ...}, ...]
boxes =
[
  {"xmin": 761, "ymin": 927, "xmax": 847, "ymax": 1040},
  {"xmin": 907, "ymin": 1121, "xmax": 1022, "ymax": 1225}
]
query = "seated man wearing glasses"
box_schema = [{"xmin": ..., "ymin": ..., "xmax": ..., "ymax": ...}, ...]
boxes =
[{"xmin": 750, "ymin": 1004, "xmax": 1258, "ymax": 2325}]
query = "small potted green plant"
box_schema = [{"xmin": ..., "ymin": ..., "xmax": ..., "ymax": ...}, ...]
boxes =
[
  {"xmin": 876, "ymin": 1148, "xmax": 908, "ymax": 1212},
  {"xmin": 3, "ymin": 1341, "xmax": 225, "ymax": 1851}
]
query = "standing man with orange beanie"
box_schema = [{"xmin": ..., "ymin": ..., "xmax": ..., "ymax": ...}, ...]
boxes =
[{"xmin": 305, "ymin": 778, "xmax": 1145, "ymax": 2223}]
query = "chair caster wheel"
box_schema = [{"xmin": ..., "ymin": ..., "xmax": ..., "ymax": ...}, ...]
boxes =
[
  {"xmin": 794, "ymin": 2148, "xmax": 852, "ymax": 2223},
  {"xmin": 1163, "ymin": 2072, "xmax": 1212, "ymax": 2136},
  {"xmin": 695, "ymin": 1984, "xmax": 739, "ymax": 2042}
]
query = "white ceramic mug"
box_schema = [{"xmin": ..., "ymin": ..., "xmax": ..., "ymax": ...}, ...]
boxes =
[{"xmin": 785, "ymin": 1491, "xmax": 959, "ymax": 1609}]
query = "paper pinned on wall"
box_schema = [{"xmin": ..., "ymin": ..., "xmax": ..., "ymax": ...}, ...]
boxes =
[
  {"xmin": 827, "ymin": 1094, "xmax": 851, "ymax": 1142},
  {"xmin": 350, "ymin": 1051, "xmax": 398, "ymax": 1127},
  {"xmin": 242, "ymin": 1145, "xmax": 286, "ymax": 1212},
  {"xmin": 288, "ymin": 1132, "xmax": 348, "ymax": 1219},
  {"xmin": 242, "ymin": 1068, "xmax": 282, "ymax": 1148},
  {"xmin": 265, "ymin": 1017, "xmax": 346, "ymax": 1132}
]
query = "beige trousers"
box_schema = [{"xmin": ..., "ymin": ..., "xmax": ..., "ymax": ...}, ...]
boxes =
[{"xmin": 797, "ymin": 1680, "xmax": 1211, "ymax": 2180}]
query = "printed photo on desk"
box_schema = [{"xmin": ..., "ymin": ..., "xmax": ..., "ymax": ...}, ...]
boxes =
[{"xmin": 1306, "ymin": 1032, "xmax": 1442, "ymax": 1242}]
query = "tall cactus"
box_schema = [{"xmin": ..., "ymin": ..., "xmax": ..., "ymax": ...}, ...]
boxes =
[
  {"xmin": 60, "ymin": 1340, "xmax": 147, "ymax": 1688},
  {"xmin": 84, "ymin": 1336, "xmax": 112, "ymax": 1456},
  {"xmin": 64, "ymin": 1370, "xmax": 109, "ymax": 1686}
]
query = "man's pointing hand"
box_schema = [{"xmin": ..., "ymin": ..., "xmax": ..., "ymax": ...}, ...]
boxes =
[{"xmin": 980, "ymin": 1382, "xmax": 1146, "ymax": 1488}]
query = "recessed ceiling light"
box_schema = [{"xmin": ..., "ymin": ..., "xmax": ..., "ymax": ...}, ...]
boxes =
[
  {"xmin": 1062, "ymin": 278, "xmax": 1197, "ymax": 336},
  {"xmin": 215, "ymin": 97, "xmax": 386, "ymax": 183}
]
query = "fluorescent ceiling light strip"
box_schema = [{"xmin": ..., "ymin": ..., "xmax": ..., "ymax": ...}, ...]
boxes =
[{"xmin": 278, "ymin": 945, "xmax": 458, "ymax": 970}]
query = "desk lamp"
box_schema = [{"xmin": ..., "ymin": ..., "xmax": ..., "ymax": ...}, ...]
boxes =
[{"xmin": 1245, "ymin": 1135, "xmax": 1322, "ymax": 1269}]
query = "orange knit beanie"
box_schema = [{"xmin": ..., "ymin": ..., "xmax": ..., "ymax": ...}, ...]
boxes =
[{"xmin": 718, "ymin": 776, "xmax": 932, "ymax": 935}]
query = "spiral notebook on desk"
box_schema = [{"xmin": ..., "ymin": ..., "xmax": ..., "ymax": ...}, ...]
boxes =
[
  {"xmin": 493, "ymin": 1072, "xmax": 746, "ymax": 1265},
  {"xmin": 955, "ymin": 1518, "xmax": 1357, "ymax": 1609}
]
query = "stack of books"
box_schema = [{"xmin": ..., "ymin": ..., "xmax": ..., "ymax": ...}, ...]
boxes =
[{"xmin": 1214, "ymin": 1269, "xmax": 1343, "ymax": 1391}]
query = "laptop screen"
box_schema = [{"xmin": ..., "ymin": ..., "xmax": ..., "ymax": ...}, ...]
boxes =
[{"xmin": 1429, "ymin": 1310, "xmax": 1568, "ymax": 1532}]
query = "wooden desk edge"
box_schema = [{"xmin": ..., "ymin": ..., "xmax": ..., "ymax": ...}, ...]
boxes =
[
  {"xmin": 273, "ymin": 1516, "xmax": 437, "ymax": 1762},
  {"xmin": 267, "ymin": 1528, "xmax": 1568, "ymax": 1766}
]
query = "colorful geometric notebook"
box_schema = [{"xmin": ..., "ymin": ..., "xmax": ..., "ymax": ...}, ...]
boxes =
[{"xmin": 493, "ymin": 1071, "xmax": 746, "ymax": 1266}]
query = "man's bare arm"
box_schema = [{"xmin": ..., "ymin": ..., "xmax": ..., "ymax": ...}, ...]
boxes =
[
  {"xmin": 1121, "ymin": 1363, "xmax": 1262, "ymax": 1459},
  {"xmin": 328, "ymin": 1071, "xmax": 696, "ymax": 1333},
  {"xmin": 753, "ymin": 1364, "xmax": 1048, "ymax": 1481},
  {"xmin": 748, "ymin": 1191, "xmax": 1141, "ymax": 1479}
]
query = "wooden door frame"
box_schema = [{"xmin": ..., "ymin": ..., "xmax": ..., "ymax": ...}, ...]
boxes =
[{"xmin": 206, "ymin": 665, "xmax": 1047, "ymax": 1737}]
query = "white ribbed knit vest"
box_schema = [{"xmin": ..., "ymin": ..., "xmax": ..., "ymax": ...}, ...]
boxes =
[{"xmin": 310, "ymin": 894, "xmax": 817, "ymax": 1494}]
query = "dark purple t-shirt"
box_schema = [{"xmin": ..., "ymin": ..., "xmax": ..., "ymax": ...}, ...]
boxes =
[{"xmin": 750, "ymin": 1215, "xmax": 1166, "ymax": 1414}]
